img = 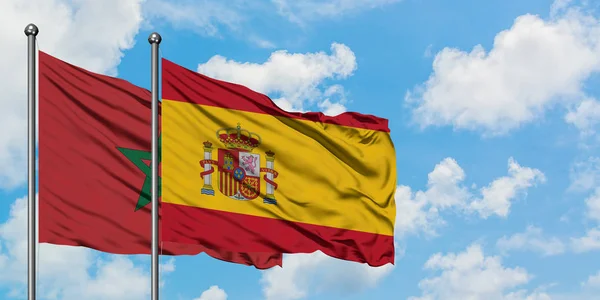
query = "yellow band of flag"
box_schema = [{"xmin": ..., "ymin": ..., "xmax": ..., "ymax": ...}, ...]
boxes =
[{"xmin": 162, "ymin": 100, "xmax": 396, "ymax": 236}]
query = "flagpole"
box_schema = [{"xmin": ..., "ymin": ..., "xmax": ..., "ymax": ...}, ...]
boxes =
[
  {"xmin": 24, "ymin": 23, "xmax": 39, "ymax": 300},
  {"xmin": 148, "ymin": 32, "xmax": 162, "ymax": 300}
]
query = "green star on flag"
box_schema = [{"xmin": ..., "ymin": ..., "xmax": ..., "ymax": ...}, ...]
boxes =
[{"xmin": 117, "ymin": 134, "xmax": 162, "ymax": 211}]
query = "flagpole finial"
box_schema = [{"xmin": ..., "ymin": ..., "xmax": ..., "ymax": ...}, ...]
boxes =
[
  {"xmin": 24, "ymin": 24, "xmax": 39, "ymax": 36},
  {"xmin": 148, "ymin": 32, "xmax": 162, "ymax": 44}
]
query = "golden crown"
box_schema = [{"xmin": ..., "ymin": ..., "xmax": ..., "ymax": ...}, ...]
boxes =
[{"xmin": 216, "ymin": 123, "xmax": 262, "ymax": 151}]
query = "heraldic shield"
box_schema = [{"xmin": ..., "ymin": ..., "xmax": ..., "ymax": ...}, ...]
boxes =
[
  {"xmin": 200, "ymin": 123, "xmax": 278, "ymax": 204},
  {"xmin": 217, "ymin": 148, "xmax": 260, "ymax": 200}
]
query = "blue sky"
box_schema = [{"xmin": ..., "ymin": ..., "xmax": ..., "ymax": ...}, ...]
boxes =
[{"xmin": 1, "ymin": 0, "xmax": 600, "ymax": 299}]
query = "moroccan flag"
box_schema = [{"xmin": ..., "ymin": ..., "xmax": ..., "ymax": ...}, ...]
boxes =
[
  {"xmin": 38, "ymin": 51, "xmax": 282, "ymax": 269},
  {"xmin": 161, "ymin": 59, "xmax": 397, "ymax": 266}
]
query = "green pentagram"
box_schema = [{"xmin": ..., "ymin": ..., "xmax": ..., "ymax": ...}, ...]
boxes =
[{"xmin": 117, "ymin": 134, "xmax": 162, "ymax": 211}]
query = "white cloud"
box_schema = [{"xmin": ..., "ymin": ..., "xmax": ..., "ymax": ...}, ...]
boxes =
[
  {"xmin": 143, "ymin": 0, "xmax": 243, "ymax": 37},
  {"xmin": 197, "ymin": 43, "xmax": 356, "ymax": 113},
  {"xmin": 406, "ymin": 4, "xmax": 600, "ymax": 135},
  {"xmin": 569, "ymin": 188, "xmax": 600, "ymax": 253},
  {"xmin": 160, "ymin": 257, "xmax": 176, "ymax": 273},
  {"xmin": 272, "ymin": 0, "xmax": 401, "ymax": 24},
  {"xmin": 69, "ymin": 257, "xmax": 150, "ymax": 300},
  {"xmin": 260, "ymin": 251, "xmax": 394, "ymax": 300},
  {"xmin": 565, "ymin": 98, "xmax": 600, "ymax": 137},
  {"xmin": 585, "ymin": 188, "xmax": 600, "ymax": 222},
  {"xmin": 394, "ymin": 158, "xmax": 468, "ymax": 236},
  {"xmin": 569, "ymin": 157, "xmax": 600, "ymax": 192},
  {"xmin": 194, "ymin": 285, "xmax": 228, "ymax": 300},
  {"xmin": 424, "ymin": 44, "xmax": 434, "ymax": 58},
  {"xmin": 0, "ymin": 195, "xmax": 175, "ymax": 299},
  {"xmin": 571, "ymin": 228, "xmax": 600, "ymax": 253},
  {"xmin": 318, "ymin": 99, "xmax": 347, "ymax": 116},
  {"xmin": 0, "ymin": 0, "xmax": 144, "ymax": 188},
  {"xmin": 143, "ymin": 0, "xmax": 281, "ymax": 48},
  {"xmin": 395, "ymin": 157, "xmax": 545, "ymax": 237},
  {"xmin": 469, "ymin": 158, "xmax": 546, "ymax": 218},
  {"xmin": 582, "ymin": 270, "xmax": 600, "ymax": 289},
  {"xmin": 496, "ymin": 226, "xmax": 566, "ymax": 256},
  {"xmin": 409, "ymin": 244, "xmax": 549, "ymax": 300},
  {"xmin": 248, "ymin": 36, "xmax": 277, "ymax": 49},
  {"xmin": 550, "ymin": 0, "xmax": 574, "ymax": 17},
  {"xmin": 143, "ymin": 0, "xmax": 399, "ymax": 46}
]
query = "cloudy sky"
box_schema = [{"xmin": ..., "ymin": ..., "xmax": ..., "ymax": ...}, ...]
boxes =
[{"xmin": 1, "ymin": 0, "xmax": 600, "ymax": 299}]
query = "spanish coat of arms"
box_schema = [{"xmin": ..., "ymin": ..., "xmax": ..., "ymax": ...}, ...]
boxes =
[{"xmin": 198, "ymin": 123, "xmax": 278, "ymax": 205}]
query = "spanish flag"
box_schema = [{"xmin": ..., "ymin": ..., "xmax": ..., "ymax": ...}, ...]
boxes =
[{"xmin": 161, "ymin": 59, "xmax": 397, "ymax": 266}]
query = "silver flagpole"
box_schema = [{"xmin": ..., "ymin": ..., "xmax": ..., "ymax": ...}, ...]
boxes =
[
  {"xmin": 148, "ymin": 32, "xmax": 162, "ymax": 300},
  {"xmin": 24, "ymin": 23, "xmax": 39, "ymax": 300}
]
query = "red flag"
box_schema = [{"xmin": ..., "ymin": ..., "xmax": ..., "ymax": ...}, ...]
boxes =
[{"xmin": 38, "ymin": 51, "xmax": 282, "ymax": 269}]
